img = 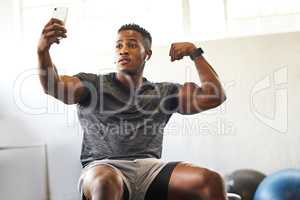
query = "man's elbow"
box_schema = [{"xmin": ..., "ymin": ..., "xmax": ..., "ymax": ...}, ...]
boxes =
[
  {"xmin": 220, "ymin": 92, "xmax": 227, "ymax": 104},
  {"xmin": 214, "ymin": 92, "xmax": 227, "ymax": 107},
  {"xmin": 43, "ymin": 88, "xmax": 52, "ymax": 96}
]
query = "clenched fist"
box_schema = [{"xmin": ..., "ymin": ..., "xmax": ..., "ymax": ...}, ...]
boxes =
[
  {"xmin": 37, "ymin": 18, "xmax": 67, "ymax": 53},
  {"xmin": 169, "ymin": 42, "xmax": 197, "ymax": 62}
]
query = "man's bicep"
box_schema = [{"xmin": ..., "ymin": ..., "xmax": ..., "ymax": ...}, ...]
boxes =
[{"xmin": 177, "ymin": 83, "xmax": 220, "ymax": 115}]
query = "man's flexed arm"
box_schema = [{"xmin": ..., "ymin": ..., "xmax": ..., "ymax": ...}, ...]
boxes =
[
  {"xmin": 38, "ymin": 18, "xmax": 85, "ymax": 104},
  {"xmin": 169, "ymin": 42, "xmax": 226, "ymax": 114}
]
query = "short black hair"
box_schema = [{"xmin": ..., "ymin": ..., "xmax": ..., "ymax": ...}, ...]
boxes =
[{"xmin": 118, "ymin": 23, "xmax": 152, "ymax": 50}]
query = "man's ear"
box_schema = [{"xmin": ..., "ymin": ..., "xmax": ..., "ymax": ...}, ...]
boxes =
[{"xmin": 145, "ymin": 49, "xmax": 152, "ymax": 61}]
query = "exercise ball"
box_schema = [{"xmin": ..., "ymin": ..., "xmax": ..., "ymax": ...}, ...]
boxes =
[
  {"xmin": 226, "ymin": 169, "xmax": 266, "ymax": 200},
  {"xmin": 254, "ymin": 169, "xmax": 300, "ymax": 200},
  {"xmin": 227, "ymin": 193, "xmax": 242, "ymax": 200}
]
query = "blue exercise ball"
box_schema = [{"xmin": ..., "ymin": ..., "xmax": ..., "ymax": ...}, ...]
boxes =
[{"xmin": 254, "ymin": 169, "xmax": 300, "ymax": 200}]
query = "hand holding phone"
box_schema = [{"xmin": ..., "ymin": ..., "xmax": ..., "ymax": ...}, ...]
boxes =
[
  {"xmin": 37, "ymin": 8, "xmax": 68, "ymax": 52},
  {"xmin": 52, "ymin": 7, "xmax": 68, "ymax": 40}
]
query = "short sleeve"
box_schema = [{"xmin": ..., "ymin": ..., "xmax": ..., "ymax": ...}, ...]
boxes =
[
  {"xmin": 72, "ymin": 72, "xmax": 99, "ymax": 105},
  {"xmin": 160, "ymin": 82, "xmax": 182, "ymax": 114}
]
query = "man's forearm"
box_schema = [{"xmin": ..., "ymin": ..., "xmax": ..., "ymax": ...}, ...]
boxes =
[
  {"xmin": 38, "ymin": 50, "xmax": 59, "ymax": 95},
  {"xmin": 193, "ymin": 55, "xmax": 225, "ymax": 100}
]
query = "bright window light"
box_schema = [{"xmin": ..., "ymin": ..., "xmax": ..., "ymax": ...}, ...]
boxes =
[
  {"xmin": 80, "ymin": 0, "xmax": 183, "ymax": 46},
  {"xmin": 189, "ymin": 0, "xmax": 226, "ymax": 40},
  {"xmin": 227, "ymin": 0, "xmax": 300, "ymax": 19}
]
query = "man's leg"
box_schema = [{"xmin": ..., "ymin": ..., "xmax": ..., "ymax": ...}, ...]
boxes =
[
  {"xmin": 81, "ymin": 165, "xmax": 126, "ymax": 200},
  {"xmin": 167, "ymin": 162, "xmax": 228, "ymax": 200}
]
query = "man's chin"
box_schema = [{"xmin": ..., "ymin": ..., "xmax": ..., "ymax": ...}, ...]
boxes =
[{"xmin": 118, "ymin": 66, "xmax": 139, "ymax": 76}]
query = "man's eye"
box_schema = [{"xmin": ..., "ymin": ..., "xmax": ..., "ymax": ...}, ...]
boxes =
[
  {"xmin": 116, "ymin": 44, "xmax": 122, "ymax": 48},
  {"xmin": 128, "ymin": 43, "xmax": 137, "ymax": 48}
]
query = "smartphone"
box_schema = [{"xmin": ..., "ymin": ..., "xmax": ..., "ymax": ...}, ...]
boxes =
[{"xmin": 52, "ymin": 7, "xmax": 68, "ymax": 24}]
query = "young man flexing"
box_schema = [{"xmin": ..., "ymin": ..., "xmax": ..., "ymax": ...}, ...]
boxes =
[{"xmin": 38, "ymin": 18, "xmax": 227, "ymax": 200}]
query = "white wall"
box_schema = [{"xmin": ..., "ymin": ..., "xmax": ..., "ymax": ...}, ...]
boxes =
[{"xmin": 0, "ymin": 147, "xmax": 48, "ymax": 199}]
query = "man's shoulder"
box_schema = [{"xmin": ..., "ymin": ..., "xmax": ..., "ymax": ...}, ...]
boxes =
[
  {"xmin": 73, "ymin": 71, "xmax": 114, "ymax": 82},
  {"xmin": 151, "ymin": 81, "xmax": 181, "ymax": 90}
]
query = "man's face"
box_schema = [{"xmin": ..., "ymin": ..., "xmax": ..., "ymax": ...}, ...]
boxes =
[{"xmin": 115, "ymin": 30, "xmax": 150, "ymax": 74}]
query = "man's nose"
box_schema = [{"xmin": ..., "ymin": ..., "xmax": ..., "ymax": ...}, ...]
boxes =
[{"xmin": 119, "ymin": 46, "xmax": 129, "ymax": 55}]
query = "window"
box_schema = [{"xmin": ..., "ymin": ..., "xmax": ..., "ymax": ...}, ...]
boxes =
[
  {"xmin": 81, "ymin": 0, "xmax": 183, "ymax": 46},
  {"xmin": 227, "ymin": 0, "xmax": 300, "ymax": 19},
  {"xmin": 189, "ymin": 0, "xmax": 226, "ymax": 40}
]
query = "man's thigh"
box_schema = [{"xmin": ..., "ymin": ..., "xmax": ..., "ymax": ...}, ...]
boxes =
[{"xmin": 167, "ymin": 162, "xmax": 227, "ymax": 200}]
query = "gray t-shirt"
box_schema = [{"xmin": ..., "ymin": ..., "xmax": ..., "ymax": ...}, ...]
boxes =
[{"xmin": 73, "ymin": 72, "xmax": 180, "ymax": 167}]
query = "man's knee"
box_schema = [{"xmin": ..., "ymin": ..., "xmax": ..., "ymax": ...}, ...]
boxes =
[
  {"xmin": 207, "ymin": 170, "xmax": 225, "ymax": 188},
  {"xmin": 199, "ymin": 169, "xmax": 227, "ymax": 200},
  {"xmin": 202, "ymin": 169, "xmax": 224, "ymax": 186},
  {"xmin": 82, "ymin": 165, "xmax": 124, "ymax": 200},
  {"xmin": 91, "ymin": 173, "xmax": 123, "ymax": 192},
  {"xmin": 179, "ymin": 166, "xmax": 226, "ymax": 200}
]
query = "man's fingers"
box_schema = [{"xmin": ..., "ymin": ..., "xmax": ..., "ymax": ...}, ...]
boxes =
[
  {"xmin": 43, "ymin": 23, "xmax": 66, "ymax": 34},
  {"xmin": 45, "ymin": 20, "xmax": 53, "ymax": 27},
  {"xmin": 44, "ymin": 30, "xmax": 66, "ymax": 38},
  {"xmin": 171, "ymin": 44, "xmax": 176, "ymax": 61},
  {"xmin": 175, "ymin": 51, "xmax": 181, "ymax": 60},
  {"xmin": 48, "ymin": 37, "xmax": 60, "ymax": 45},
  {"xmin": 175, "ymin": 55, "xmax": 184, "ymax": 61},
  {"xmin": 44, "ymin": 18, "xmax": 64, "ymax": 29},
  {"xmin": 172, "ymin": 48, "xmax": 180, "ymax": 61},
  {"xmin": 44, "ymin": 30, "xmax": 67, "ymax": 38},
  {"xmin": 170, "ymin": 44, "xmax": 186, "ymax": 61},
  {"xmin": 172, "ymin": 48, "xmax": 185, "ymax": 61},
  {"xmin": 43, "ymin": 28, "xmax": 66, "ymax": 36},
  {"xmin": 50, "ymin": 18, "xmax": 64, "ymax": 25},
  {"xmin": 169, "ymin": 42, "xmax": 196, "ymax": 61},
  {"xmin": 173, "ymin": 50, "xmax": 180, "ymax": 61},
  {"xmin": 169, "ymin": 44, "xmax": 173, "ymax": 57},
  {"xmin": 44, "ymin": 30, "xmax": 56, "ymax": 37},
  {"xmin": 54, "ymin": 39, "xmax": 60, "ymax": 44},
  {"xmin": 47, "ymin": 23, "xmax": 66, "ymax": 32}
]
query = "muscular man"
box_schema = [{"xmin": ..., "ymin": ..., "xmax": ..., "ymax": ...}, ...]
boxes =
[{"xmin": 38, "ymin": 18, "xmax": 227, "ymax": 200}]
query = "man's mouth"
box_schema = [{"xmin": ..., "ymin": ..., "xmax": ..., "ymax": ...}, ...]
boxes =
[{"xmin": 118, "ymin": 57, "xmax": 131, "ymax": 64}]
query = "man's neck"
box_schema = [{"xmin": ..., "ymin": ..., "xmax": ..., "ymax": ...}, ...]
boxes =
[{"xmin": 116, "ymin": 71, "xmax": 144, "ymax": 89}]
